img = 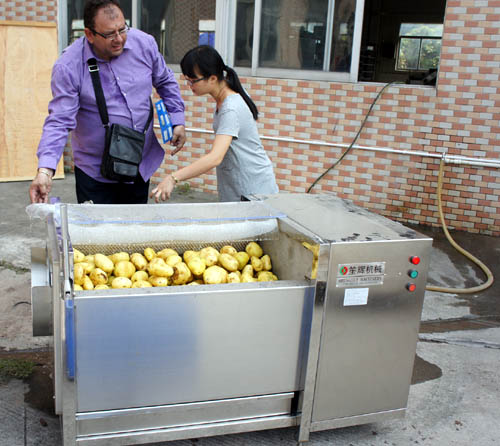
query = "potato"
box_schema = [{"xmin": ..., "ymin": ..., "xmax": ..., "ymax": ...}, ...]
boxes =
[
  {"xmin": 73, "ymin": 248, "xmax": 85, "ymax": 263},
  {"xmin": 157, "ymin": 248, "xmax": 179, "ymax": 260},
  {"xmin": 245, "ymin": 241, "xmax": 263, "ymax": 258},
  {"xmin": 131, "ymin": 270, "xmax": 149, "ymax": 282},
  {"xmin": 187, "ymin": 256, "xmax": 206, "ymax": 276},
  {"xmin": 257, "ymin": 271, "xmax": 275, "ymax": 282},
  {"xmin": 203, "ymin": 265, "xmax": 228, "ymax": 284},
  {"xmin": 94, "ymin": 284, "xmax": 110, "ymax": 290},
  {"xmin": 132, "ymin": 280, "xmax": 152, "ymax": 288},
  {"xmin": 83, "ymin": 275, "xmax": 94, "ymax": 290},
  {"xmin": 114, "ymin": 260, "xmax": 136, "ymax": 278},
  {"xmin": 84, "ymin": 254, "xmax": 95, "ymax": 263},
  {"xmin": 74, "ymin": 284, "xmax": 83, "ymax": 291},
  {"xmin": 73, "ymin": 262, "xmax": 85, "ymax": 285},
  {"xmin": 241, "ymin": 273, "xmax": 257, "ymax": 283},
  {"xmin": 172, "ymin": 262, "xmax": 192, "ymax": 285},
  {"xmin": 199, "ymin": 247, "xmax": 219, "ymax": 267},
  {"xmin": 261, "ymin": 254, "xmax": 272, "ymax": 271},
  {"xmin": 183, "ymin": 250, "xmax": 199, "ymax": 262},
  {"xmin": 111, "ymin": 277, "xmax": 132, "ymax": 289},
  {"xmin": 130, "ymin": 253, "xmax": 148, "ymax": 271},
  {"xmin": 89, "ymin": 268, "xmax": 108, "ymax": 286},
  {"xmin": 80, "ymin": 261, "xmax": 95, "ymax": 275},
  {"xmin": 234, "ymin": 251, "xmax": 250, "ymax": 270},
  {"xmin": 110, "ymin": 252, "xmax": 130, "ymax": 264},
  {"xmin": 95, "ymin": 253, "xmax": 114, "ymax": 274},
  {"xmin": 227, "ymin": 272, "xmax": 241, "ymax": 283},
  {"xmin": 165, "ymin": 254, "xmax": 183, "ymax": 267},
  {"xmin": 149, "ymin": 276, "xmax": 170, "ymax": 287},
  {"xmin": 187, "ymin": 280, "xmax": 201, "ymax": 286},
  {"xmin": 220, "ymin": 245, "xmax": 237, "ymax": 256},
  {"xmin": 250, "ymin": 256, "xmax": 264, "ymax": 272},
  {"xmin": 242, "ymin": 264, "xmax": 253, "ymax": 277},
  {"xmin": 219, "ymin": 253, "xmax": 239, "ymax": 272},
  {"xmin": 148, "ymin": 258, "xmax": 174, "ymax": 278},
  {"xmin": 144, "ymin": 247, "xmax": 156, "ymax": 262},
  {"xmin": 107, "ymin": 275, "xmax": 115, "ymax": 285}
]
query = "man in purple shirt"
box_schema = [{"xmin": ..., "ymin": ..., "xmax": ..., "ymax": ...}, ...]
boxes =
[{"xmin": 29, "ymin": 0, "xmax": 186, "ymax": 204}]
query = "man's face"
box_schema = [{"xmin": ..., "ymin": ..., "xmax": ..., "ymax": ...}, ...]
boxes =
[{"xmin": 84, "ymin": 4, "xmax": 127, "ymax": 60}]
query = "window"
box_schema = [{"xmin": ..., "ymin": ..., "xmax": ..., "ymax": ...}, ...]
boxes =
[
  {"xmin": 230, "ymin": 0, "xmax": 364, "ymax": 82},
  {"xmin": 396, "ymin": 23, "xmax": 443, "ymax": 71}
]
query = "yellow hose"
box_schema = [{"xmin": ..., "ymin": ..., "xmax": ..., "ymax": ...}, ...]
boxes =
[{"xmin": 426, "ymin": 158, "xmax": 494, "ymax": 293}]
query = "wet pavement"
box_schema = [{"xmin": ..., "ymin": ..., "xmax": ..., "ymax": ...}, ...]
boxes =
[{"xmin": 0, "ymin": 173, "xmax": 499, "ymax": 446}]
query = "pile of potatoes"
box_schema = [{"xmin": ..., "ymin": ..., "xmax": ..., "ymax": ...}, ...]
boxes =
[{"xmin": 72, "ymin": 241, "xmax": 278, "ymax": 291}]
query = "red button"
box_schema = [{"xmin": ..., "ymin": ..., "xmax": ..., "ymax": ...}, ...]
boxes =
[
  {"xmin": 410, "ymin": 256, "xmax": 421, "ymax": 265},
  {"xmin": 406, "ymin": 283, "xmax": 417, "ymax": 292}
]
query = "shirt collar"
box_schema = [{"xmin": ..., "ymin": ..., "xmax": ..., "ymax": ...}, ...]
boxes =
[{"xmin": 82, "ymin": 34, "xmax": 131, "ymax": 63}]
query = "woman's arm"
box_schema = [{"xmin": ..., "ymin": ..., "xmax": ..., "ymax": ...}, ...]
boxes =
[{"xmin": 150, "ymin": 134, "xmax": 233, "ymax": 202}]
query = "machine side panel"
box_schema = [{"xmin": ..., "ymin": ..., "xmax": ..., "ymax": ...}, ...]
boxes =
[
  {"xmin": 74, "ymin": 284, "xmax": 314, "ymax": 412},
  {"xmin": 312, "ymin": 238, "xmax": 431, "ymax": 422}
]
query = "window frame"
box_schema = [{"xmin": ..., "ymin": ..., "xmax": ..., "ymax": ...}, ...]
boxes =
[{"xmin": 395, "ymin": 23, "xmax": 443, "ymax": 72}]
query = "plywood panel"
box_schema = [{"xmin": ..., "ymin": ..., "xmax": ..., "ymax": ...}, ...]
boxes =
[{"xmin": 0, "ymin": 21, "xmax": 64, "ymax": 182}]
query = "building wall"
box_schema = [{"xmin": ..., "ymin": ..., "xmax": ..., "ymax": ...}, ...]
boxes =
[
  {"xmin": 4, "ymin": 0, "xmax": 498, "ymax": 235},
  {"xmin": 0, "ymin": 0, "xmax": 56, "ymax": 22}
]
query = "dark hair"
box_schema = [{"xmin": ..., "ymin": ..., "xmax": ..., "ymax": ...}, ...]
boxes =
[
  {"xmin": 84, "ymin": 0, "xmax": 122, "ymax": 29},
  {"xmin": 180, "ymin": 45, "xmax": 258, "ymax": 120}
]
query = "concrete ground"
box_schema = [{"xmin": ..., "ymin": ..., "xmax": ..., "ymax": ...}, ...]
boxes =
[{"xmin": 0, "ymin": 173, "xmax": 499, "ymax": 446}]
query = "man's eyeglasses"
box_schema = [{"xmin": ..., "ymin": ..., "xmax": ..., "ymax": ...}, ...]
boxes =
[
  {"xmin": 185, "ymin": 76, "xmax": 207, "ymax": 86},
  {"xmin": 91, "ymin": 24, "xmax": 129, "ymax": 41}
]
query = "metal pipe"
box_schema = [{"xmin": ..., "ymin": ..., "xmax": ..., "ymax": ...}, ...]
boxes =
[{"xmin": 156, "ymin": 125, "xmax": 500, "ymax": 169}]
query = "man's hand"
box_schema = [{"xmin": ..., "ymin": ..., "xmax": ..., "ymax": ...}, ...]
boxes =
[
  {"xmin": 169, "ymin": 125, "xmax": 186, "ymax": 156},
  {"xmin": 29, "ymin": 169, "xmax": 53, "ymax": 203}
]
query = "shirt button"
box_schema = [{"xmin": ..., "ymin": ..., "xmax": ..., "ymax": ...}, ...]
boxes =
[{"xmin": 123, "ymin": 92, "xmax": 127, "ymax": 96}]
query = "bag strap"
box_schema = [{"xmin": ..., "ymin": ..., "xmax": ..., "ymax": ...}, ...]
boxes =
[
  {"xmin": 87, "ymin": 58, "xmax": 109, "ymax": 127},
  {"xmin": 87, "ymin": 57, "xmax": 154, "ymax": 134}
]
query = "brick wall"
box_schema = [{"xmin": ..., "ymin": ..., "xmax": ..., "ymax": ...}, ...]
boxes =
[
  {"xmin": 153, "ymin": 0, "xmax": 500, "ymax": 236},
  {"xmin": 0, "ymin": 0, "xmax": 56, "ymax": 22}
]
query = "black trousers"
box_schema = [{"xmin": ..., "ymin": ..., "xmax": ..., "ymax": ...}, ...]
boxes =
[{"xmin": 75, "ymin": 166, "xmax": 150, "ymax": 204}]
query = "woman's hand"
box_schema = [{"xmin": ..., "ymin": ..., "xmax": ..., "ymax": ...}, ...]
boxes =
[{"xmin": 150, "ymin": 175, "xmax": 176, "ymax": 203}]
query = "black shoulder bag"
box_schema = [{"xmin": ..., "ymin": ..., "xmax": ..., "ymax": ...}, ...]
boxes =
[{"xmin": 87, "ymin": 58, "xmax": 153, "ymax": 182}]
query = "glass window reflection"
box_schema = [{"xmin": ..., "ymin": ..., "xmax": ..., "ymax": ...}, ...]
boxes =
[{"xmin": 259, "ymin": 0, "xmax": 328, "ymax": 70}]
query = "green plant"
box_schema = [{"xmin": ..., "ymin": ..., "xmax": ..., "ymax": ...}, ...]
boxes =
[{"xmin": 0, "ymin": 358, "xmax": 35, "ymax": 380}]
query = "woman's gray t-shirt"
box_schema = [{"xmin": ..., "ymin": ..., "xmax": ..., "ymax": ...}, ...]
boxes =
[{"xmin": 213, "ymin": 94, "xmax": 278, "ymax": 202}]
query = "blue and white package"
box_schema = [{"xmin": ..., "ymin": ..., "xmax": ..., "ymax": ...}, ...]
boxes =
[{"xmin": 155, "ymin": 99, "xmax": 173, "ymax": 143}]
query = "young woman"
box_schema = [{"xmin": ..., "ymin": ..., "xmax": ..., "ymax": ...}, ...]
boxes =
[{"xmin": 151, "ymin": 45, "xmax": 278, "ymax": 202}]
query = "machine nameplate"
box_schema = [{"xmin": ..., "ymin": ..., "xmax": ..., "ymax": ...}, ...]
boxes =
[{"xmin": 336, "ymin": 262, "xmax": 385, "ymax": 287}]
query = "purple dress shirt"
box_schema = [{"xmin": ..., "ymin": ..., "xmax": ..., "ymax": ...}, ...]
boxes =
[{"xmin": 37, "ymin": 29, "xmax": 185, "ymax": 182}]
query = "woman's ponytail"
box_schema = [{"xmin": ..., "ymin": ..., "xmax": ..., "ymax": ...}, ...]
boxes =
[{"xmin": 225, "ymin": 66, "xmax": 258, "ymax": 120}]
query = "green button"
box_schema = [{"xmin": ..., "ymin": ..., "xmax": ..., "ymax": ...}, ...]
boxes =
[{"xmin": 409, "ymin": 270, "xmax": 418, "ymax": 279}]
